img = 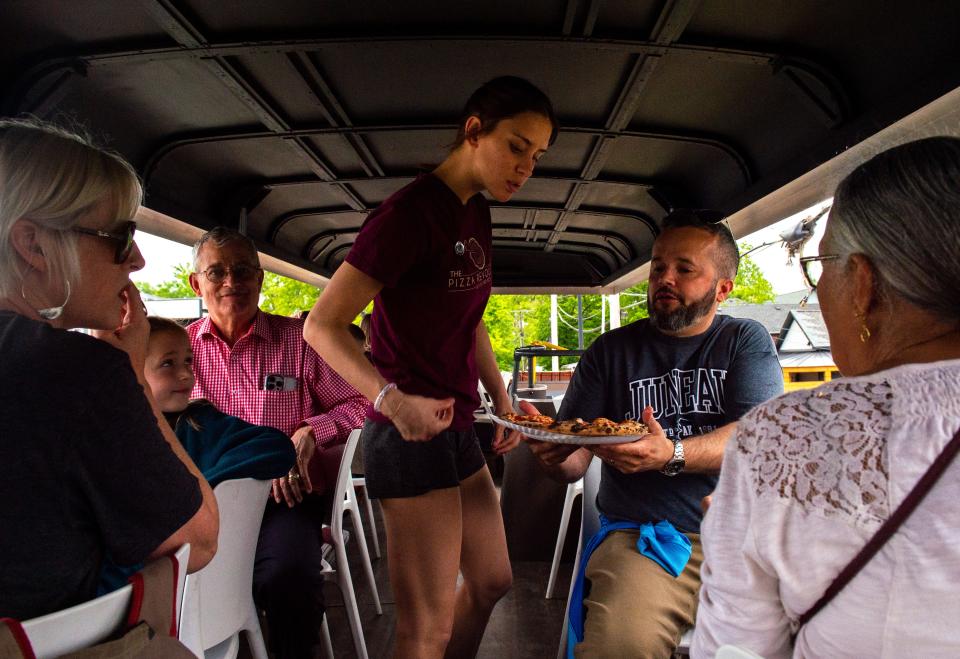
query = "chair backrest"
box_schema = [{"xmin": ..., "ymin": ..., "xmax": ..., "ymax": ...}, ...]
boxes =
[
  {"xmin": 581, "ymin": 456, "xmax": 602, "ymax": 539},
  {"xmin": 525, "ymin": 397, "xmax": 559, "ymax": 418},
  {"xmin": 22, "ymin": 544, "xmax": 191, "ymax": 658},
  {"xmin": 477, "ymin": 382, "xmax": 496, "ymax": 416},
  {"xmin": 180, "ymin": 478, "xmax": 271, "ymax": 651},
  {"xmin": 557, "ymin": 457, "xmax": 600, "ymax": 659},
  {"xmin": 331, "ymin": 429, "xmax": 363, "ymax": 540}
]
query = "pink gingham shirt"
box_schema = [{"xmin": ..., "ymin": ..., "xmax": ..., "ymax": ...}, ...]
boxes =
[{"xmin": 188, "ymin": 311, "xmax": 366, "ymax": 448}]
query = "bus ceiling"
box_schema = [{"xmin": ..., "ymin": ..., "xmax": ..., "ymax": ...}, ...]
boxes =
[{"xmin": 2, "ymin": 1, "xmax": 959, "ymax": 293}]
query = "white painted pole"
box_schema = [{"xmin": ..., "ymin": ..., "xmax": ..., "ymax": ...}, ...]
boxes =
[
  {"xmin": 601, "ymin": 294, "xmax": 606, "ymax": 334},
  {"xmin": 551, "ymin": 294, "xmax": 559, "ymax": 372},
  {"xmin": 608, "ymin": 293, "xmax": 621, "ymax": 329}
]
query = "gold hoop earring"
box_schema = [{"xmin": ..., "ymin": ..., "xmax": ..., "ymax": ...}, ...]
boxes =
[{"xmin": 854, "ymin": 310, "xmax": 871, "ymax": 343}]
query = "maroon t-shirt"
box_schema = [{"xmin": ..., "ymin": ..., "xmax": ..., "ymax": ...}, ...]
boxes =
[{"xmin": 345, "ymin": 173, "xmax": 492, "ymax": 430}]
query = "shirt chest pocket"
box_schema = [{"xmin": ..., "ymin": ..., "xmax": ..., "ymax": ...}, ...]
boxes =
[{"xmin": 244, "ymin": 388, "xmax": 303, "ymax": 436}]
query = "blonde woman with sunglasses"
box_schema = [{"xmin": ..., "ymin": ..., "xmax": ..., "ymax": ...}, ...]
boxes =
[{"xmin": 0, "ymin": 118, "xmax": 218, "ymax": 621}]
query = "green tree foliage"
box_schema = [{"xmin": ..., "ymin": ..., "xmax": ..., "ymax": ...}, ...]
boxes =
[
  {"xmin": 480, "ymin": 249, "xmax": 772, "ymax": 369},
  {"xmin": 138, "ymin": 264, "xmax": 194, "ymax": 298},
  {"xmin": 137, "ymin": 262, "xmax": 323, "ymax": 317},
  {"xmin": 481, "ymin": 294, "xmax": 546, "ymax": 370},
  {"xmin": 730, "ymin": 244, "xmax": 776, "ymax": 304},
  {"xmin": 620, "ymin": 281, "xmax": 650, "ymax": 325},
  {"xmin": 259, "ymin": 272, "xmax": 322, "ymax": 317}
]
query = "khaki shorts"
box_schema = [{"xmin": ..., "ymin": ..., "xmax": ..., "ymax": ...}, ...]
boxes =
[{"xmin": 575, "ymin": 530, "xmax": 703, "ymax": 658}]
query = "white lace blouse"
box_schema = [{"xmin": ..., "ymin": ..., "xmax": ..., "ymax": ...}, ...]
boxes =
[{"xmin": 692, "ymin": 359, "xmax": 960, "ymax": 659}]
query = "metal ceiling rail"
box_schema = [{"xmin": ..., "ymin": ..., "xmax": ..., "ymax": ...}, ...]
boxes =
[
  {"xmin": 268, "ymin": 200, "xmax": 657, "ymax": 247},
  {"xmin": 314, "ymin": 238, "xmax": 615, "ymax": 279},
  {"xmin": 140, "ymin": 122, "xmax": 752, "ymax": 189},
  {"xmin": 283, "ymin": 50, "xmax": 385, "ymax": 178},
  {"xmin": 140, "ymin": 0, "xmax": 368, "ymax": 213},
  {"xmin": 301, "ymin": 221, "xmax": 639, "ymax": 265},
  {"xmin": 545, "ymin": 0, "xmax": 701, "ymax": 253},
  {"xmin": 307, "ymin": 232, "xmax": 628, "ymax": 274},
  {"xmin": 10, "ymin": 36, "xmax": 816, "ymax": 78},
  {"xmin": 263, "ymin": 175, "xmax": 657, "ymax": 242},
  {"xmin": 6, "ymin": 35, "xmax": 845, "ymax": 126}
]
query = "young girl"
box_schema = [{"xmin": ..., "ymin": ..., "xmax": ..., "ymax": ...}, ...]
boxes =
[
  {"xmin": 304, "ymin": 76, "xmax": 558, "ymax": 658},
  {"xmin": 145, "ymin": 316, "xmax": 295, "ymax": 486},
  {"xmin": 98, "ymin": 316, "xmax": 296, "ymax": 594}
]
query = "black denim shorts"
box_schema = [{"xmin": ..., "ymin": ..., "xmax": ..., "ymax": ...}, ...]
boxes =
[{"xmin": 361, "ymin": 418, "xmax": 486, "ymax": 499}]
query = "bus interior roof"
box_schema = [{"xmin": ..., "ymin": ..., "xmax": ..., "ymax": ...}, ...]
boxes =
[{"xmin": 3, "ymin": 1, "xmax": 959, "ymax": 292}]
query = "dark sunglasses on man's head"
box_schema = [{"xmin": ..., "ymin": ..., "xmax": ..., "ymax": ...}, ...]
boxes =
[
  {"xmin": 198, "ymin": 263, "xmax": 262, "ymax": 285},
  {"xmin": 72, "ymin": 221, "xmax": 137, "ymax": 264}
]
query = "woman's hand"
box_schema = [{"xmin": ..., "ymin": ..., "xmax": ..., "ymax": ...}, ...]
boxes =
[
  {"xmin": 91, "ymin": 284, "xmax": 150, "ymax": 372},
  {"xmin": 382, "ymin": 388, "xmax": 455, "ymax": 441},
  {"xmin": 491, "ymin": 398, "xmax": 535, "ymax": 454}
]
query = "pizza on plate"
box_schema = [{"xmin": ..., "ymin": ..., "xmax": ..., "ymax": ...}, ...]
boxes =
[
  {"xmin": 499, "ymin": 413, "xmax": 557, "ymax": 429},
  {"xmin": 500, "ymin": 413, "xmax": 648, "ymax": 437}
]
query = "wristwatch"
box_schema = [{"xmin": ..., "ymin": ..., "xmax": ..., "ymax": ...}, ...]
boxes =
[{"xmin": 661, "ymin": 439, "xmax": 685, "ymax": 476}]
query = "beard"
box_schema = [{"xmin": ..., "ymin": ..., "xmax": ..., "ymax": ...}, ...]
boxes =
[{"xmin": 647, "ymin": 282, "xmax": 718, "ymax": 333}]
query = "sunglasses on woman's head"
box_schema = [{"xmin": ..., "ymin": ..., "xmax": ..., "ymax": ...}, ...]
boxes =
[{"xmin": 72, "ymin": 221, "xmax": 137, "ymax": 264}]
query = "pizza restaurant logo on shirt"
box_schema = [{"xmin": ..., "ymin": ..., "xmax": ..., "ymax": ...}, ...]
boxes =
[
  {"xmin": 448, "ymin": 237, "xmax": 491, "ymax": 292},
  {"xmin": 626, "ymin": 368, "xmax": 727, "ymax": 422}
]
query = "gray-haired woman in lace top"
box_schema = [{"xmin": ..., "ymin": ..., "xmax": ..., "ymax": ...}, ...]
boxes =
[{"xmin": 693, "ymin": 137, "xmax": 960, "ymax": 658}]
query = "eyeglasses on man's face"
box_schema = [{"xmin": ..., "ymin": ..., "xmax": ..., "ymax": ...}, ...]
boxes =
[
  {"xmin": 197, "ymin": 263, "xmax": 262, "ymax": 285},
  {"xmin": 799, "ymin": 254, "xmax": 841, "ymax": 289},
  {"xmin": 72, "ymin": 221, "xmax": 137, "ymax": 264}
]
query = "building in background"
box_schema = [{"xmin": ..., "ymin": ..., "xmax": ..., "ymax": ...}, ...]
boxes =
[
  {"xmin": 775, "ymin": 308, "xmax": 839, "ymax": 391},
  {"xmin": 719, "ymin": 292, "xmax": 838, "ymax": 392}
]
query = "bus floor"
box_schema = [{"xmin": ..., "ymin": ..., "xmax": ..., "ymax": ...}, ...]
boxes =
[{"xmin": 244, "ymin": 489, "xmax": 573, "ymax": 658}]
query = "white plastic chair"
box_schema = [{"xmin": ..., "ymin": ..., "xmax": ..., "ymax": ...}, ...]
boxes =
[
  {"xmin": 545, "ymin": 477, "xmax": 583, "ymax": 599},
  {"xmin": 556, "ymin": 460, "xmax": 697, "ymax": 658},
  {"xmin": 677, "ymin": 628, "xmax": 694, "ymax": 655},
  {"xmin": 557, "ymin": 458, "xmax": 693, "ymax": 659},
  {"xmin": 318, "ymin": 613, "xmax": 334, "ymax": 659},
  {"xmin": 348, "ymin": 424, "xmax": 382, "ymax": 559},
  {"xmin": 321, "ymin": 428, "xmax": 382, "ymax": 659},
  {"xmin": 477, "ymin": 381, "xmax": 497, "ymax": 417},
  {"xmin": 352, "ymin": 475, "xmax": 381, "ymax": 558},
  {"xmin": 557, "ymin": 457, "xmax": 599, "ymax": 659},
  {"xmin": 179, "ymin": 478, "xmax": 271, "ymax": 659},
  {"xmin": 21, "ymin": 543, "xmax": 191, "ymax": 658}
]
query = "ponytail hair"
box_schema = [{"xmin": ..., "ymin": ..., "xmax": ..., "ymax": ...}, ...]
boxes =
[{"xmin": 450, "ymin": 76, "xmax": 559, "ymax": 151}]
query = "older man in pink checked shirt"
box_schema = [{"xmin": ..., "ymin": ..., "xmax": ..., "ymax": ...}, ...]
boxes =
[{"xmin": 188, "ymin": 226, "xmax": 366, "ymax": 659}]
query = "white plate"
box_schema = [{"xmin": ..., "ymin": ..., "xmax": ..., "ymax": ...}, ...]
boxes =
[{"xmin": 492, "ymin": 416, "xmax": 648, "ymax": 445}]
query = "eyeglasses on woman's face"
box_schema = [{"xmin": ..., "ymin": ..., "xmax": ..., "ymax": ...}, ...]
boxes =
[
  {"xmin": 72, "ymin": 221, "xmax": 137, "ymax": 264},
  {"xmin": 197, "ymin": 263, "xmax": 262, "ymax": 285},
  {"xmin": 799, "ymin": 254, "xmax": 841, "ymax": 289}
]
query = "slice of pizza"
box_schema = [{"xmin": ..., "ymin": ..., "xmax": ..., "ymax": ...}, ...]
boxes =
[
  {"xmin": 582, "ymin": 417, "xmax": 622, "ymax": 435},
  {"xmin": 546, "ymin": 417, "xmax": 649, "ymax": 436},
  {"xmin": 617, "ymin": 419, "xmax": 649, "ymax": 435},
  {"xmin": 500, "ymin": 412, "xmax": 556, "ymax": 429},
  {"xmin": 548, "ymin": 418, "xmax": 591, "ymax": 434}
]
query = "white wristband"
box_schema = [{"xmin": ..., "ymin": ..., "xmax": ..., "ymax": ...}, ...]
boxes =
[{"xmin": 373, "ymin": 382, "xmax": 398, "ymax": 413}]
